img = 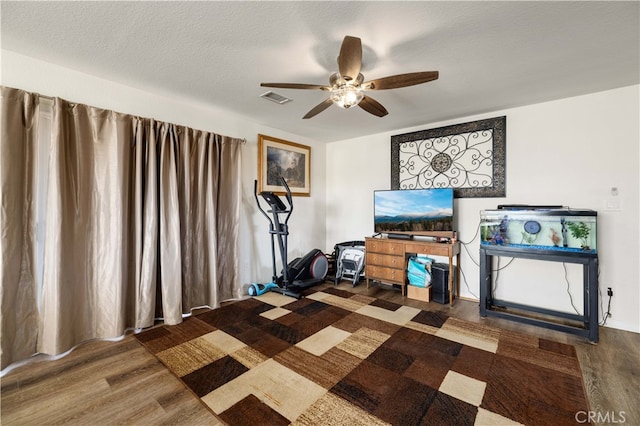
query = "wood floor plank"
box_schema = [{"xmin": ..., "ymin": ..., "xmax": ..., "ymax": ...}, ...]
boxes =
[
  {"xmin": 56, "ymin": 370, "xmax": 174, "ymax": 425},
  {"xmin": 1, "ymin": 334, "xmax": 220, "ymax": 425},
  {"xmin": 574, "ymin": 325, "xmax": 640, "ymax": 425},
  {"xmin": 2, "ymin": 342, "xmax": 153, "ymax": 409},
  {"xmin": 2, "ymin": 377, "xmax": 113, "ymax": 425},
  {"xmin": 1, "ymin": 338, "xmax": 139, "ymax": 390}
]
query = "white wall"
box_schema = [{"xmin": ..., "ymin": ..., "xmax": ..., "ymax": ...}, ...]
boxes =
[
  {"xmin": 326, "ymin": 85, "xmax": 640, "ymax": 333},
  {"xmin": 1, "ymin": 50, "xmax": 327, "ymax": 296}
]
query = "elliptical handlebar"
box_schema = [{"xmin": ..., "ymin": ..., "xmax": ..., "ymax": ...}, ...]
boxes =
[
  {"xmin": 254, "ymin": 176, "xmax": 294, "ymax": 223},
  {"xmin": 254, "ymin": 179, "xmax": 271, "ymax": 222},
  {"xmin": 279, "ymin": 176, "xmax": 293, "ymax": 223}
]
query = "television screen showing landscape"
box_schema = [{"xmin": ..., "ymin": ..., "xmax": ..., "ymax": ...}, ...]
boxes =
[{"xmin": 374, "ymin": 188, "xmax": 454, "ymax": 233}]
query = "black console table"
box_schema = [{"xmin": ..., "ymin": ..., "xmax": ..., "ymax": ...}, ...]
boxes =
[{"xmin": 479, "ymin": 245, "xmax": 599, "ymax": 342}]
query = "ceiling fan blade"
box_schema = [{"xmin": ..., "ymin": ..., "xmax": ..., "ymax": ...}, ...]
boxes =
[
  {"xmin": 358, "ymin": 95, "xmax": 388, "ymax": 117},
  {"xmin": 303, "ymin": 98, "xmax": 334, "ymax": 119},
  {"xmin": 337, "ymin": 36, "xmax": 362, "ymax": 81},
  {"xmin": 260, "ymin": 82, "xmax": 329, "ymax": 90},
  {"xmin": 364, "ymin": 71, "xmax": 439, "ymax": 90}
]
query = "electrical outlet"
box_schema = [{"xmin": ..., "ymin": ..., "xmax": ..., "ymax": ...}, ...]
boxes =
[{"xmin": 607, "ymin": 287, "xmax": 613, "ymax": 297}]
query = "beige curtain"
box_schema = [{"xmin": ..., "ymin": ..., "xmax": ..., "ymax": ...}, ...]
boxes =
[
  {"xmin": 38, "ymin": 100, "xmax": 138, "ymax": 354},
  {"xmin": 1, "ymin": 90, "xmax": 242, "ymax": 362},
  {"xmin": 134, "ymin": 120, "xmax": 242, "ymax": 326},
  {"xmin": 1, "ymin": 87, "xmax": 40, "ymax": 369},
  {"xmin": 173, "ymin": 124, "xmax": 241, "ymax": 314}
]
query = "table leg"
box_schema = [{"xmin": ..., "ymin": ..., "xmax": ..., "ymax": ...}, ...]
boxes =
[
  {"xmin": 456, "ymin": 252, "xmax": 461, "ymax": 303},
  {"xmin": 479, "ymin": 249, "xmax": 489, "ymax": 317},
  {"xmin": 587, "ymin": 258, "xmax": 599, "ymax": 343},
  {"xmin": 448, "ymin": 255, "xmax": 454, "ymax": 305}
]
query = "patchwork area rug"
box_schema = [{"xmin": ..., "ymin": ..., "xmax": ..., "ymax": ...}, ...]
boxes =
[{"xmin": 135, "ymin": 287, "xmax": 589, "ymax": 425}]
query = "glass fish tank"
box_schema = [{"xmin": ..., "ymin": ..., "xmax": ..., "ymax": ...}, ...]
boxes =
[{"xmin": 480, "ymin": 207, "xmax": 597, "ymax": 253}]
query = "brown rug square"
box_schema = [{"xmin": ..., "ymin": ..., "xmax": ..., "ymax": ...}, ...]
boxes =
[{"xmin": 135, "ymin": 287, "xmax": 590, "ymax": 425}]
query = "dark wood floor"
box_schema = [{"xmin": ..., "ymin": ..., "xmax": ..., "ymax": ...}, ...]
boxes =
[{"xmin": 2, "ymin": 281, "xmax": 638, "ymax": 425}]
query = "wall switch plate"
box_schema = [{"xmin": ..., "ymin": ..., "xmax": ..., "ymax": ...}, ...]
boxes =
[{"xmin": 604, "ymin": 199, "xmax": 622, "ymax": 211}]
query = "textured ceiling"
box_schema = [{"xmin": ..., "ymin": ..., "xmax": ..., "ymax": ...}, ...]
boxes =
[{"xmin": 2, "ymin": 1, "xmax": 638, "ymax": 142}]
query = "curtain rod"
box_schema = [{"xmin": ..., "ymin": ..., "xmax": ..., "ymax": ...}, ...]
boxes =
[{"xmin": 36, "ymin": 94, "xmax": 247, "ymax": 144}]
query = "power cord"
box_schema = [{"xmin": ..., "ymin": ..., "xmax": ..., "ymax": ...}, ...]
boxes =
[
  {"xmin": 457, "ymin": 263, "xmax": 479, "ymax": 300},
  {"xmin": 457, "ymin": 215, "xmax": 516, "ymax": 300},
  {"xmin": 462, "ymin": 241, "xmax": 480, "ymax": 267},
  {"xmin": 455, "ymin": 216, "xmax": 488, "ymax": 300},
  {"xmin": 459, "ymin": 214, "xmax": 481, "ymax": 267},
  {"xmin": 561, "ymin": 263, "xmax": 614, "ymax": 324},
  {"xmin": 459, "ymin": 218, "xmax": 481, "ymax": 246},
  {"xmin": 491, "ymin": 256, "xmax": 517, "ymax": 299},
  {"xmin": 562, "ymin": 263, "xmax": 581, "ymax": 315},
  {"xmin": 600, "ymin": 285, "xmax": 613, "ymax": 326}
]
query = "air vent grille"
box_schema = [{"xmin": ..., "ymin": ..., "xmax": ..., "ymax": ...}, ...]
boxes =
[{"xmin": 260, "ymin": 91, "xmax": 292, "ymax": 104}]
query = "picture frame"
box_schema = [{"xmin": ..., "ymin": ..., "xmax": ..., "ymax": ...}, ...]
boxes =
[
  {"xmin": 258, "ymin": 134, "xmax": 311, "ymax": 197},
  {"xmin": 391, "ymin": 116, "xmax": 506, "ymax": 198}
]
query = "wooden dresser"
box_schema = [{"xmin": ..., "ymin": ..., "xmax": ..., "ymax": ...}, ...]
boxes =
[{"xmin": 365, "ymin": 237, "xmax": 461, "ymax": 305}]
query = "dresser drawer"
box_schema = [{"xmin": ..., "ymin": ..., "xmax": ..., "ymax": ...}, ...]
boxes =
[
  {"xmin": 366, "ymin": 265, "xmax": 404, "ymax": 284},
  {"xmin": 405, "ymin": 243, "xmax": 450, "ymax": 257},
  {"xmin": 366, "ymin": 253, "xmax": 404, "ymax": 269},
  {"xmin": 366, "ymin": 239, "xmax": 404, "ymax": 255}
]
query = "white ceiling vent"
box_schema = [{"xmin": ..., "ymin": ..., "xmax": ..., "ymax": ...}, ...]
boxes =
[{"xmin": 260, "ymin": 91, "xmax": 292, "ymax": 104}]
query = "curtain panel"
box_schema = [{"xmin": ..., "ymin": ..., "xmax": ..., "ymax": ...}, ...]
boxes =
[
  {"xmin": 38, "ymin": 100, "xmax": 139, "ymax": 354},
  {"xmin": 1, "ymin": 88, "xmax": 243, "ymax": 367},
  {"xmin": 133, "ymin": 119, "xmax": 242, "ymax": 328},
  {"xmin": 0, "ymin": 87, "xmax": 40, "ymax": 369}
]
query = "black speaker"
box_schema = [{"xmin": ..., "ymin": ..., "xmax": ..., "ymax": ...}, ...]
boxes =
[{"xmin": 431, "ymin": 263, "xmax": 452, "ymax": 304}]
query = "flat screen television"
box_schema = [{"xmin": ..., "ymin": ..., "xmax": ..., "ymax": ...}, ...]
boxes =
[{"xmin": 374, "ymin": 188, "xmax": 454, "ymax": 238}]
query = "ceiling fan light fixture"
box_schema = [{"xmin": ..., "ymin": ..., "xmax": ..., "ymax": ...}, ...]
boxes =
[
  {"xmin": 330, "ymin": 83, "xmax": 364, "ymax": 109},
  {"xmin": 259, "ymin": 36, "xmax": 439, "ymax": 119}
]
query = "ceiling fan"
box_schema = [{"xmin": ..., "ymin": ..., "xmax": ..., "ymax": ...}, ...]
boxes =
[{"xmin": 260, "ymin": 35, "xmax": 439, "ymax": 119}]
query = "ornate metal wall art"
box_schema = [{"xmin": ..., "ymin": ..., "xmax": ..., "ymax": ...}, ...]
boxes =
[{"xmin": 391, "ymin": 116, "xmax": 506, "ymax": 198}]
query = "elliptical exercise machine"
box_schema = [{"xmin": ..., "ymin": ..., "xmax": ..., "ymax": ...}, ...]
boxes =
[{"xmin": 251, "ymin": 177, "xmax": 328, "ymax": 298}]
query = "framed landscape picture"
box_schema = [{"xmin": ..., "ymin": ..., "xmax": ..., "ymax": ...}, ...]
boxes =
[{"xmin": 258, "ymin": 134, "xmax": 311, "ymax": 196}]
